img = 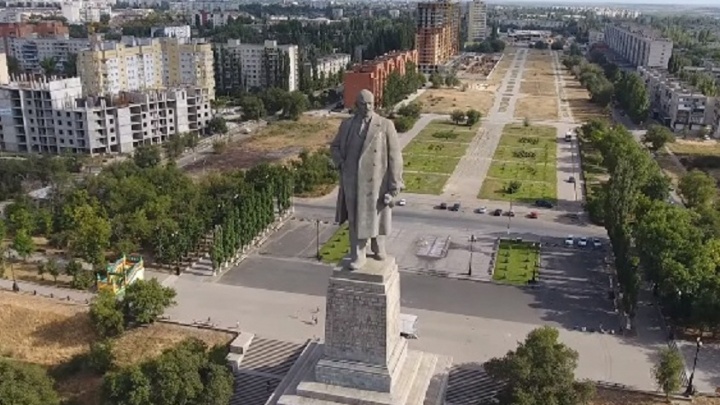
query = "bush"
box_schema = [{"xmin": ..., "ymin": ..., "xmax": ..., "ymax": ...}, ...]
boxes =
[
  {"xmin": 432, "ymin": 130, "xmax": 459, "ymax": 140},
  {"xmin": 393, "ymin": 115, "xmax": 416, "ymax": 133},
  {"xmin": 89, "ymin": 290, "xmax": 125, "ymax": 338},
  {"xmin": 397, "ymin": 101, "xmax": 422, "ymax": 119},
  {"xmin": 87, "ymin": 340, "xmax": 115, "ymax": 374},
  {"xmin": 212, "ymin": 141, "xmax": 227, "ymax": 155},
  {"xmin": 506, "ymin": 181, "xmax": 521, "ymax": 194},
  {"xmin": 0, "ymin": 359, "xmax": 61, "ymax": 405},
  {"xmin": 71, "ymin": 270, "xmax": 95, "ymax": 290}
]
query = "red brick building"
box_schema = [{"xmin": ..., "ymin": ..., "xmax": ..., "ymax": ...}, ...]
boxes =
[
  {"xmin": 0, "ymin": 21, "xmax": 68, "ymax": 38},
  {"xmin": 342, "ymin": 49, "xmax": 419, "ymax": 109}
]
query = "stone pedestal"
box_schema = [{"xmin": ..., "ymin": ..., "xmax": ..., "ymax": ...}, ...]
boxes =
[{"xmin": 276, "ymin": 257, "xmax": 451, "ymax": 405}]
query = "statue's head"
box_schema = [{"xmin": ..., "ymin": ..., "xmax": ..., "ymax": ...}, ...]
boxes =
[{"xmin": 355, "ymin": 90, "xmax": 374, "ymax": 118}]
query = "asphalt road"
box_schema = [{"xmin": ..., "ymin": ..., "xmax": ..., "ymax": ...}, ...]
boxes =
[
  {"xmin": 220, "ymin": 253, "xmax": 616, "ymax": 330},
  {"xmin": 293, "ymin": 202, "xmax": 608, "ymax": 241}
]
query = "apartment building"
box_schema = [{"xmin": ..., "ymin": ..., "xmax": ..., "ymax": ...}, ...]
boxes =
[
  {"xmin": 0, "ymin": 53, "xmax": 9, "ymax": 84},
  {"xmin": 416, "ymin": 0, "xmax": 461, "ymax": 74},
  {"xmin": 214, "ymin": 39, "xmax": 299, "ymax": 95},
  {"xmin": 150, "ymin": 25, "xmax": 192, "ymax": 39},
  {"xmin": 77, "ymin": 36, "xmax": 215, "ymax": 99},
  {"xmin": 342, "ymin": 49, "xmax": 419, "ymax": 109},
  {"xmin": 314, "ymin": 53, "xmax": 350, "ymax": 79},
  {"xmin": 588, "ymin": 29, "xmax": 605, "ymax": 46},
  {"xmin": 0, "ymin": 21, "xmax": 68, "ymax": 39},
  {"xmin": 0, "ymin": 76, "xmax": 212, "ymax": 154},
  {"xmin": 467, "ymin": 0, "xmax": 487, "ymax": 43},
  {"xmin": 638, "ymin": 66, "xmax": 715, "ymax": 132},
  {"xmin": 603, "ymin": 24, "xmax": 673, "ymax": 68},
  {"xmin": 2, "ymin": 35, "xmax": 90, "ymax": 73}
]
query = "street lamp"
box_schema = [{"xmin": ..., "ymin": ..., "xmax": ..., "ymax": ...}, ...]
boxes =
[
  {"xmin": 468, "ymin": 234, "xmax": 475, "ymax": 276},
  {"xmin": 316, "ymin": 219, "xmax": 321, "ymax": 261},
  {"xmin": 684, "ymin": 337, "xmax": 703, "ymax": 396}
]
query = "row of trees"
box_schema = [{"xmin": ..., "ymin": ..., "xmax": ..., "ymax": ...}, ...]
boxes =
[
  {"xmin": 236, "ymin": 87, "xmax": 310, "ymax": 121},
  {"xmin": 563, "ymin": 51, "xmax": 650, "ymax": 123},
  {"xmin": 0, "ymin": 155, "xmax": 83, "ymax": 200},
  {"xmin": 580, "ymin": 119, "xmax": 720, "ymax": 330},
  {"xmin": 382, "ymin": 62, "xmax": 426, "ymax": 109}
]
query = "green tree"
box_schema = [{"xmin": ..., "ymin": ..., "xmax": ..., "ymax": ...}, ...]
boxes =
[
  {"xmin": 6, "ymin": 55, "xmax": 22, "ymax": 75},
  {"xmin": 429, "ymin": 72, "xmax": 443, "ymax": 89},
  {"xmin": 102, "ymin": 365, "xmax": 152, "ymax": 405},
  {"xmin": 12, "ymin": 229, "xmax": 34, "ymax": 261},
  {"xmin": 63, "ymin": 53, "xmax": 78, "ymax": 76},
  {"xmin": 642, "ymin": 125, "xmax": 675, "ymax": 151},
  {"xmin": 678, "ymin": 169, "xmax": 717, "ymax": 209},
  {"xmin": 208, "ymin": 116, "xmax": 228, "ymax": 134},
  {"xmin": 466, "ymin": 109, "xmax": 481, "ymax": 126},
  {"xmin": 0, "ymin": 359, "xmax": 60, "ymax": 405},
  {"xmin": 39, "ymin": 57, "xmax": 58, "ymax": 76},
  {"xmin": 45, "ymin": 258, "xmax": 60, "ymax": 284},
  {"xmin": 653, "ymin": 347, "xmax": 685, "ymax": 398},
  {"xmin": 67, "ymin": 203, "xmax": 111, "ymax": 266},
  {"xmin": 282, "ymin": 91, "xmax": 309, "ymax": 120},
  {"xmin": 450, "ymin": 109, "xmax": 466, "ymax": 125},
  {"xmin": 484, "ymin": 326, "xmax": 594, "ymax": 405},
  {"xmin": 121, "ymin": 279, "xmax": 177, "ymax": 325},
  {"xmin": 240, "ymin": 95, "xmax": 266, "ymax": 120},
  {"xmin": 88, "ymin": 339, "xmax": 116, "ymax": 374},
  {"xmin": 133, "ymin": 144, "xmax": 162, "ymax": 168},
  {"xmin": 90, "ymin": 290, "xmax": 125, "ymax": 338}
]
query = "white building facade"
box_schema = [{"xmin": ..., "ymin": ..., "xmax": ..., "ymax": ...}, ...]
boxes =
[
  {"xmin": 603, "ymin": 24, "xmax": 673, "ymax": 68},
  {"xmin": 467, "ymin": 0, "xmax": 488, "ymax": 43},
  {"xmin": 214, "ymin": 39, "xmax": 299, "ymax": 95},
  {"xmin": 315, "ymin": 53, "xmax": 350, "ymax": 79}
]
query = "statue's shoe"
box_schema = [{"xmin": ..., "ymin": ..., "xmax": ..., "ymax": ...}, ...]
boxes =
[
  {"xmin": 372, "ymin": 250, "xmax": 387, "ymax": 261},
  {"xmin": 349, "ymin": 257, "xmax": 367, "ymax": 270}
]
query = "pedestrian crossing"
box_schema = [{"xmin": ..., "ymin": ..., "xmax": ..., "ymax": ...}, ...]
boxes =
[
  {"xmin": 229, "ymin": 337, "xmax": 307, "ymax": 405},
  {"xmin": 445, "ymin": 364, "xmax": 505, "ymax": 405}
]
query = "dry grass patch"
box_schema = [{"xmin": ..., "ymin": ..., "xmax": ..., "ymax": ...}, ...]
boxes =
[
  {"xmin": 488, "ymin": 56, "xmax": 513, "ymax": 86},
  {"xmin": 519, "ymin": 80, "xmax": 557, "ymax": 96},
  {"xmin": 668, "ymin": 139, "xmax": 720, "ymax": 156},
  {"xmin": 0, "ymin": 291, "xmax": 234, "ymax": 405},
  {"xmin": 184, "ymin": 116, "xmax": 342, "ymax": 175},
  {"xmin": 515, "ymin": 96, "xmax": 559, "ymax": 120},
  {"xmin": 416, "ymin": 88, "xmax": 494, "ymax": 115},
  {"xmin": 562, "ymin": 72, "xmax": 605, "ymax": 122}
]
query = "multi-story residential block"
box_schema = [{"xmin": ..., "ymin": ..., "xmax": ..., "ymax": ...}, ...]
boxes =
[
  {"xmin": 331, "ymin": 8, "xmax": 344, "ymax": 20},
  {"xmin": 603, "ymin": 23, "xmax": 673, "ymax": 68},
  {"xmin": 588, "ymin": 29, "xmax": 605, "ymax": 45},
  {"xmin": 313, "ymin": 53, "xmax": 350, "ymax": 80},
  {"xmin": 214, "ymin": 39, "xmax": 299, "ymax": 95},
  {"xmin": 150, "ymin": 25, "xmax": 192, "ymax": 39},
  {"xmin": 0, "ymin": 76, "xmax": 212, "ymax": 154},
  {"xmin": 467, "ymin": 0, "xmax": 487, "ymax": 43},
  {"xmin": 0, "ymin": 53, "xmax": 9, "ymax": 84},
  {"xmin": 343, "ymin": 49, "xmax": 418, "ymax": 108},
  {"xmin": 77, "ymin": 36, "xmax": 215, "ymax": 99},
  {"xmin": 416, "ymin": 0, "xmax": 461, "ymax": 74},
  {"xmin": 638, "ymin": 66, "xmax": 716, "ymax": 132},
  {"xmin": 192, "ymin": 9, "xmax": 248, "ymax": 28},
  {"xmin": 60, "ymin": 0, "xmax": 112, "ymax": 24},
  {"xmin": 0, "ymin": 21, "xmax": 68, "ymax": 39},
  {"xmin": 2, "ymin": 35, "xmax": 90, "ymax": 73}
]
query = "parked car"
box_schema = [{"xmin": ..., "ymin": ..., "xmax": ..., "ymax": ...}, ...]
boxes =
[
  {"xmin": 493, "ymin": 208, "xmax": 503, "ymax": 216},
  {"xmin": 397, "ymin": 198, "xmax": 407, "ymax": 206},
  {"xmin": 449, "ymin": 203, "xmax": 461, "ymax": 212},
  {"xmin": 535, "ymin": 199, "xmax": 554, "ymax": 208},
  {"xmin": 564, "ymin": 131, "xmax": 573, "ymax": 142},
  {"xmin": 578, "ymin": 237, "xmax": 588, "ymax": 247},
  {"xmin": 592, "ymin": 238, "xmax": 602, "ymax": 248},
  {"xmin": 436, "ymin": 203, "xmax": 448, "ymax": 210},
  {"xmin": 528, "ymin": 211, "xmax": 538, "ymax": 219},
  {"xmin": 568, "ymin": 176, "xmax": 576, "ymax": 183},
  {"xmin": 565, "ymin": 235, "xmax": 574, "ymax": 247},
  {"xmin": 505, "ymin": 210, "xmax": 515, "ymax": 217},
  {"xmin": 474, "ymin": 206, "xmax": 488, "ymax": 214}
]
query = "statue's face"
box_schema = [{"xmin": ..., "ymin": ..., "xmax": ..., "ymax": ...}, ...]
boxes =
[{"xmin": 357, "ymin": 94, "xmax": 374, "ymax": 117}]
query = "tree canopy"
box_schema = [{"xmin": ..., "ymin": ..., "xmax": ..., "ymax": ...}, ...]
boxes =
[{"xmin": 0, "ymin": 359, "xmax": 60, "ymax": 405}]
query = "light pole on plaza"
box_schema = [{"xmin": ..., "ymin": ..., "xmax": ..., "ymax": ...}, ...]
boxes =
[
  {"xmin": 468, "ymin": 234, "xmax": 475, "ymax": 276},
  {"xmin": 684, "ymin": 337, "xmax": 703, "ymax": 397}
]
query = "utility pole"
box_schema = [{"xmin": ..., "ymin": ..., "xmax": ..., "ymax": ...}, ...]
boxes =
[
  {"xmin": 316, "ymin": 219, "xmax": 321, "ymax": 261},
  {"xmin": 468, "ymin": 234, "xmax": 475, "ymax": 276}
]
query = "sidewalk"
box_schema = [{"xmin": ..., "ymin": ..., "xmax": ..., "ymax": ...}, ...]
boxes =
[{"xmin": 0, "ymin": 278, "xmax": 94, "ymax": 304}]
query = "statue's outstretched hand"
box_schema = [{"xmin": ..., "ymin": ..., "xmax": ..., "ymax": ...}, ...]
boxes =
[{"xmin": 384, "ymin": 193, "xmax": 393, "ymax": 206}]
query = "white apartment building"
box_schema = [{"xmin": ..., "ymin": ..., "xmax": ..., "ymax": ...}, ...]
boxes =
[
  {"xmin": 1, "ymin": 36, "xmax": 90, "ymax": 73},
  {"xmin": 61, "ymin": 0, "xmax": 112, "ymax": 24},
  {"xmin": 314, "ymin": 53, "xmax": 350, "ymax": 79},
  {"xmin": 150, "ymin": 25, "xmax": 192, "ymax": 39},
  {"xmin": 638, "ymin": 66, "xmax": 716, "ymax": 132},
  {"xmin": 0, "ymin": 53, "xmax": 9, "ymax": 85},
  {"xmin": 0, "ymin": 76, "xmax": 212, "ymax": 155},
  {"xmin": 467, "ymin": 0, "xmax": 487, "ymax": 43},
  {"xmin": 214, "ymin": 39, "xmax": 299, "ymax": 95},
  {"xmin": 588, "ymin": 29, "xmax": 604, "ymax": 46},
  {"xmin": 603, "ymin": 24, "xmax": 673, "ymax": 68}
]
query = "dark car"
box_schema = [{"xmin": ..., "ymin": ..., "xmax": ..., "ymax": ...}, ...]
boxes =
[
  {"xmin": 504, "ymin": 210, "xmax": 515, "ymax": 217},
  {"xmin": 449, "ymin": 203, "xmax": 461, "ymax": 212},
  {"xmin": 436, "ymin": 202, "xmax": 448, "ymax": 210},
  {"xmin": 493, "ymin": 208, "xmax": 503, "ymax": 216},
  {"xmin": 535, "ymin": 199, "xmax": 554, "ymax": 208},
  {"xmin": 568, "ymin": 176, "xmax": 576, "ymax": 183}
]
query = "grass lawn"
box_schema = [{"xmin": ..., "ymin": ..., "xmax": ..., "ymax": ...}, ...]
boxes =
[
  {"xmin": 319, "ymin": 224, "xmax": 349, "ymax": 264},
  {"xmin": 478, "ymin": 178, "xmax": 556, "ymax": 203},
  {"xmin": 404, "ymin": 154, "xmax": 461, "ymax": 174},
  {"xmin": 403, "ymin": 173, "xmax": 451, "ymax": 194},
  {"xmin": 402, "ymin": 119, "xmax": 479, "ymax": 194},
  {"xmin": 479, "ymin": 124, "xmax": 558, "ymax": 202},
  {"xmin": 487, "ymin": 161, "xmax": 556, "ymax": 182},
  {"xmin": 493, "ymin": 239, "xmax": 540, "ymax": 285}
]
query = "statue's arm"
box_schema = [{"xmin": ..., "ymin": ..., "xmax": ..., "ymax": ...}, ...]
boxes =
[
  {"xmin": 330, "ymin": 121, "xmax": 345, "ymax": 170},
  {"xmin": 386, "ymin": 119, "xmax": 404, "ymax": 195}
]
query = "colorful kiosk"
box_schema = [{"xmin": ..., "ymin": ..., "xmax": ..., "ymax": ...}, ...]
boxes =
[{"xmin": 96, "ymin": 255, "xmax": 145, "ymax": 296}]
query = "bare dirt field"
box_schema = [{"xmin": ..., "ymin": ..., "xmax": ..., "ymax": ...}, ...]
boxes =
[
  {"xmin": 561, "ymin": 72, "xmax": 606, "ymax": 122},
  {"xmin": 417, "ymin": 88, "xmax": 495, "ymax": 115},
  {"xmin": 669, "ymin": 139, "xmax": 720, "ymax": 184},
  {"xmin": 519, "ymin": 80, "xmax": 557, "ymax": 96},
  {"xmin": 0, "ymin": 291, "xmax": 234, "ymax": 404},
  {"xmin": 488, "ymin": 54, "xmax": 513, "ymax": 86},
  {"xmin": 184, "ymin": 116, "xmax": 343, "ymax": 175},
  {"xmin": 514, "ymin": 96, "xmax": 559, "ymax": 120}
]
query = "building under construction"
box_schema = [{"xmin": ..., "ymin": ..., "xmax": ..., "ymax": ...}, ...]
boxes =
[{"xmin": 416, "ymin": 0, "xmax": 461, "ymax": 74}]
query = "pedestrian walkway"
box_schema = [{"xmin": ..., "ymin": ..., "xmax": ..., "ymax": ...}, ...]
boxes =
[
  {"xmin": 0, "ymin": 278, "xmax": 93, "ymax": 303},
  {"xmin": 445, "ymin": 364, "xmax": 505, "ymax": 405}
]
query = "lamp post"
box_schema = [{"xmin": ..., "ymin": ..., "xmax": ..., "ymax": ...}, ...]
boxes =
[
  {"xmin": 684, "ymin": 337, "xmax": 703, "ymax": 396},
  {"xmin": 506, "ymin": 201, "xmax": 513, "ymax": 236},
  {"xmin": 316, "ymin": 219, "xmax": 321, "ymax": 261},
  {"xmin": 468, "ymin": 234, "xmax": 475, "ymax": 276}
]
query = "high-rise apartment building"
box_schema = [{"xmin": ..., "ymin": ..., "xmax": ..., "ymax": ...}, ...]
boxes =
[
  {"xmin": 416, "ymin": 0, "xmax": 461, "ymax": 74},
  {"xmin": 0, "ymin": 76, "xmax": 212, "ymax": 154},
  {"xmin": 467, "ymin": 0, "xmax": 487, "ymax": 43},
  {"xmin": 1, "ymin": 35, "xmax": 90, "ymax": 73},
  {"xmin": 77, "ymin": 36, "xmax": 215, "ymax": 99},
  {"xmin": 214, "ymin": 39, "xmax": 299, "ymax": 95},
  {"xmin": 603, "ymin": 24, "xmax": 673, "ymax": 68}
]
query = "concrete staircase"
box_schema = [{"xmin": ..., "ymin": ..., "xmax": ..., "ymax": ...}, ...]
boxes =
[
  {"xmin": 229, "ymin": 337, "xmax": 308, "ymax": 405},
  {"xmin": 444, "ymin": 364, "xmax": 504, "ymax": 405}
]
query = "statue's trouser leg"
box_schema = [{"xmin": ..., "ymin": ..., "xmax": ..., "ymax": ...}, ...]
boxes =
[
  {"xmin": 370, "ymin": 236, "xmax": 387, "ymax": 260},
  {"xmin": 347, "ymin": 199, "xmax": 367, "ymax": 269}
]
